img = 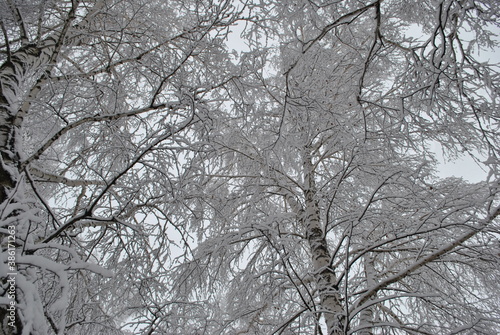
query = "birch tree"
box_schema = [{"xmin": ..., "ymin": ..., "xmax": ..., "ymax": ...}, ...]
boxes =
[
  {"xmin": 0, "ymin": 0, "xmax": 499, "ymax": 334},
  {"xmin": 0, "ymin": 0, "xmax": 243, "ymax": 333},
  {"xmin": 168, "ymin": 0, "xmax": 500, "ymax": 334}
]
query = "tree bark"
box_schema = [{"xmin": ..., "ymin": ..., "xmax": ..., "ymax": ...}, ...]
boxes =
[
  {"xmin": 303, "ymin": 153, "xmax": 344, "ymax": 334},
  {"xmin": 0, "ymin": 34, "xmax": 58, "ymax": 335},
  {"xmin": 0, "ymin": 39, "xmax": 57, "ymax": 204},
  {"xmin": 358, "ymin": 253, "xmax": 376, "ymax": 335}
]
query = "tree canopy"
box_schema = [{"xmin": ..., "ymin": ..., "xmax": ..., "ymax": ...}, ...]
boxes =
[{"xmin": 0, "ymin": 0, "xmax": 499, "ymax": 334}]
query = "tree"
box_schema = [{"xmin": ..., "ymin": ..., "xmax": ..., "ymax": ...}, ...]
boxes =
[
  {"xmin": 0, "ymin": 0, "xmax": 499, "ymax": 334},
  {"xmin": 0, "ymin": 0, "xmax": 243, "ymax": 333},
  {"xmin": 167, "ymin": 0, "xmax": 500, "ymax": 334}
]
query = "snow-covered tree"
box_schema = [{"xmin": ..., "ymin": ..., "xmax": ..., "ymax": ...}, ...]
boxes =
[
  {"xmin": 1, "ymin": 0, "xmax": 499, "ymax": 334},
  {"xmin": 0, "ymin": 0, "xmax": 244, "ymax": 333},
  {"xmin": 170, "ymin": 0, "xmax": 500, "ymax": 334}
]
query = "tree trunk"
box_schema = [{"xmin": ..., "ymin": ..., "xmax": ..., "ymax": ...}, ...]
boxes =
[
  {"xmin": 0, "ymin": 38, "xmax": 57, "ymax": 335},
  {"xmin": 0, "ymin": 40, "xmax": 57, "ymax": 203},
  {"xmin": 303, "ymin": 154, "xmax": 344, "ymax": 334},
  {"xmin": 358, "ymin": 253, "xmax": 376, "ymax": 335}
]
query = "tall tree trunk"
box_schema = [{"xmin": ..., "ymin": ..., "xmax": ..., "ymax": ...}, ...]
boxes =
[
  {"xmin": 358, "ymin": 253, "xmax": 376, "ymax": 335},
  {"xmin": 0, "ymin": 40, "xmax": 57, "ymax": 203},
  {"xmin": 0, "ymin": 37, "xmax": 57, "ymax": 335},
  {"xmin": 0, "ymin": 0, "xmax": 79, "ymax": 205},
  {"xmin": 303, "ymin": 154, "xmax": 344, "ymax": 334}
]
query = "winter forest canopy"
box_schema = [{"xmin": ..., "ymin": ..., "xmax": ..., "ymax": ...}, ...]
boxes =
[{"xmin": 0, "ymin": 0, "xmax": 499, "ymax": 334}]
